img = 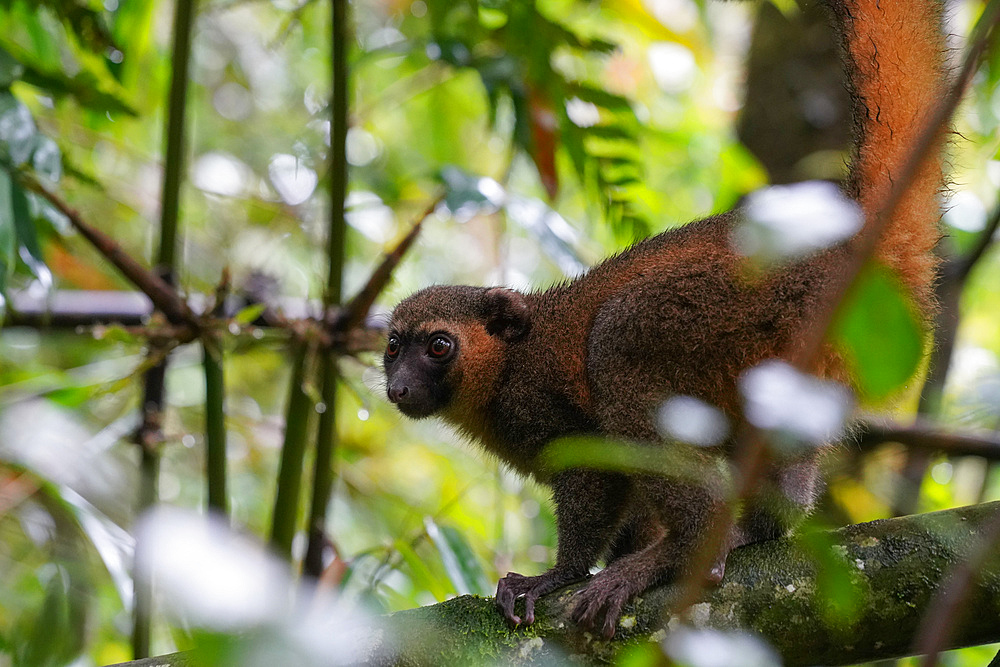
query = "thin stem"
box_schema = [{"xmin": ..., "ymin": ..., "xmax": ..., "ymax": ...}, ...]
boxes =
[
  {"xmin": 270, "ymin": 342, "xmax": 316, "ymax": 559},
  {"xmin": 305, "ymin": 356, "xmax": 337, "ymax": 577},
  {"xmin": 203, "ymin": 337, "xmax": 228, "ymax": 516},
  {"xmin": 159, "ymin": 0, "xmax": 197, "ymax": 270},
  {"xmin": 20, "ymin": 174, "xmax": 194, "ymax": 326},
  {"xmin": 325, "ymin": 0, "xmax": 348, "ymax": 308},
  {"xmin": 894, "ymin": 194, "xmax": 1000, "ymax": 514},
  {"xmin": 132, "ymin": 0, "xmax": 197, "ymax": 656},
  {"xmin": 304, "ymin": 0, "xmax": 350, "ymax": 578},
  {"xmin": 131, "ymin": 425, "xmax": 160, "ymax": 659},
  {"xmin": 132, "ymin": 360, "xmax": 166, "ymax": 660}
]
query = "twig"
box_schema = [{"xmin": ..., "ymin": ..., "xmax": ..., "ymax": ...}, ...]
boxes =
[
  {"xmin": 894, "ymin": 194, "xmax": 1000, "ymax": 514},
  {"xmin": 857, "ymin": 420, "xmax": 1000, "ymax": 460},
  {"xmin": 18, "ymin": 174, "xmax": 195, "ymax": 327},
  {"xmin": 335, "ymin": 195, "xmax": 442, "ymax": 336}
]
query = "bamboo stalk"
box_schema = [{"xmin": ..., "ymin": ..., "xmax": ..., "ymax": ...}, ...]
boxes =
[
  {"xmin": 270, "ymin": 342, "xmax": 316, "ymax": 559},
  {"xmin": 203, "ymin": 337, "xmax": 228, "ymax": 516},
  {"xmin": 304, "ymin": 0, "xmax": 350, "ymax": 578},
  {"xmin": 132, "ymin": 0, "xmax": 198, "ymax": 658}
]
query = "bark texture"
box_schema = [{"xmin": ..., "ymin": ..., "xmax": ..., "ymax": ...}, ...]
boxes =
[{"xmin": 107, "ymin": 502, "xmax": 1000, "ymax": 666}]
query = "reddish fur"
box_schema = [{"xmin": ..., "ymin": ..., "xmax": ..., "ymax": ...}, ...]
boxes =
[
  {"xmin": 439, "ymin": 321, "xmax": 506, "ymax": 452},
  {"xmin": 385, "ymin": 0, "xmax": 947, "ymax": 638},
  {"xmin": 836, "ymin": 0, "xmax": 945, "ymax": 310}
]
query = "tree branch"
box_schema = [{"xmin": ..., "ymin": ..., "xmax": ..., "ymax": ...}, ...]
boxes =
[{"xmin": 105, "ymin": 502, "xmax": 1000, "ymax": 666}]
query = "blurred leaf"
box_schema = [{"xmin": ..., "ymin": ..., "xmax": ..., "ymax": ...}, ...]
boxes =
[
  {"xmin": 0, "ymin": 168, "xmax": 14, "ymax": 295},
  {"xmin": 424, "ymin": 517, "xmax": 492, "ymax": 596},
  {"xmin": 234, "ymin": 303, "xmax": 267, "ymax": 327},
  {"xmin": 30, "ymin": 134, "xmax": 62, "ymax": 182},
  {"xmin": 582, "ymin": 123, "xmax": 639, "ymax": 142},
  {"xmin": 603, "ymin": 0, "xmax": 693, "ymax": 43},
  {"xmin": 542, "ymin": 435, "xmax": 728, "ymax": 487},
  {"xmin": 59, "ymin": 486, "xmax": 135, "ymax": 609},
  {"xmin": 832, "ymin": 263, "xmax": 924, "ymax": 402},
  {"xmin": 22, "ymin": 565, "xmax": 88, "ymax": 667},
  {"xmin": 439, "ymin": 524, "xmax": 492, "ymax": 596},
  {"xmin": 394, "ymin": 538, "xmax": 450, "ymax": 601},
  {"xmin": 0, "ymin": 45, "xmax": 24, "ymax": 86},
  {"xmin": 568, "ymin": 82, "xmax": 633, "ymax": 112},
  {"xmin": 18, "ymin": 64, "xmax": 138, "ymax": 116},
  {"xmin": 614, "ymin": 642, "xmax": 665, "ymax": 667},
  {"xmin": 32, "ymin": 0, "xmax": 119, "ymax": 54},
  {"xmin": 425, "ymin": 0, "xmax": 648, "ymax": 236},
  {"xmin": 438, "ymin": 165, "xmax": 500, "ymax": 216},
  {"xmin": 11, "ymin": 179, "xmax": 50, "ymax": 284},
  {"xmin": 796, "ymin": 528, "xmax": 864, "ymax": 629},
  {"xmin": 504, "ymin": 194, "xmax": 586, "ymax": 276},
  {"xmin": 0, "ymin": 3, "xmax": 135, "ymax": 116},
  {"xmin": 0, "ymin": 90, "xmax": 38, "ymax": 166}
]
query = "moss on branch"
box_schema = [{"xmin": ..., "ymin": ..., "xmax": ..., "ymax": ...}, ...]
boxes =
[{"xmin": 108, "ymin": 502, "xmax": 1000, "ymax": 666}]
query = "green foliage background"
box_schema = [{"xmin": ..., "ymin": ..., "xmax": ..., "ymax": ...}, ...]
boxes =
[{"xmin": 0, "ymin": 0, "xmax": 999, "ymax": 664}]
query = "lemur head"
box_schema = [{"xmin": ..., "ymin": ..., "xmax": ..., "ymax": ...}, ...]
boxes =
[{"xmin": 384, "ymin": 286, "xmax": 531, "ymax": 419}]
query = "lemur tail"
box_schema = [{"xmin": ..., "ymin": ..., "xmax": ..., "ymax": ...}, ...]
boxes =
[{"xmin": 830, "ymin": 0, "xmax": 947, "ymax": 313}]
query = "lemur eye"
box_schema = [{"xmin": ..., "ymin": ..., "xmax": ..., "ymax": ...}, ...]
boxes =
[
  {"xmin": 427, "ymin": 335, "xmax": 453, "ymax": 359},
  {"xmin": 386, "ymin": 335, "xmax": 400, "ymax": 360}
]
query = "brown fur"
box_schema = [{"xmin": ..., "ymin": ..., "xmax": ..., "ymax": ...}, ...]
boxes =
[{"xmin": 383, "ymin": 0, "xmax": 946, "ymax": 638}]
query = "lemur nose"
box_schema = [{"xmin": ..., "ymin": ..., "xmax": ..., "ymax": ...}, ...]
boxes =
[{"xmin": 388, "ymin": 385, "xmax": 409, "ymax": 403}]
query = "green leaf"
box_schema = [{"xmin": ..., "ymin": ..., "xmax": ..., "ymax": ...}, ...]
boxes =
[
  {"xmin": 568, "ymin": 83, "xmax": 633, "ymax": 112},
  {"xmin": 22, "ymin": 567, "xmax": 83, "ymax": 667},
  {"xmin": 0, "ymin": 91, "xmax": 38, "ymax": 166},
  {"xmin": 31, "ymin": 134, "xmax": 62, "ymax": 182},
  {"xmin": 0, "ymin": 168, "xmax": 15, "ymax": 296},
  {"xmin": 424, "ymin": 517, "xmax": 492, "ymax": 596},
  {"xmin": 394, "ymin": 538, "xmax": 449, "ymax": 601},
  {"xmin": 439, "ymin": 524, "xmax": 492, "ymax": 596},
  {"xmin": 584, "ymin": 124, "xmax": 639, "ymax": 141},
  {"xmin": 832, "ymin": 264, "xmax": 925, "ymax": 402},
  {"xmin": 796, "ymin": 528, "xmax": 865, "ymax": 629},
  {"xmin": 19, "ymin": 64, "xmax": 138, "ymax": 116},
  {"xmin": 11, "ymin": 180, "xmax": 49, "ymax": 283},
  {"xmin": 0, "ymin": 46, "xmax": 24, "ymax": 87},
  {"xmin": 234, "ymin": 303, "xmax": 267, "ymax": 326}
]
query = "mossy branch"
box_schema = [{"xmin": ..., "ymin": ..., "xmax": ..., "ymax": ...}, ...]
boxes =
[{"xmin": 107, "ymin": 502, "xmax": 1000, "ymax": 666}]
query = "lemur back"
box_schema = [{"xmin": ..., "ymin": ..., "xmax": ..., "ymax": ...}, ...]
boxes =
[{"xmin": 384, "ymin": 0, "xmax": 946, "ymax": 638}]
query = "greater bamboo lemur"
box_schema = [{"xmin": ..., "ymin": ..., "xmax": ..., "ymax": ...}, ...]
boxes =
[{"xmin": 384, "ymin": 0, "xmax": 945, "ymax": 638}]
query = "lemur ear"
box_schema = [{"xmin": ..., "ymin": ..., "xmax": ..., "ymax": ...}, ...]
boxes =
[{"xmin": 481, "ymin": 288, "xmax": 531, "ymax": 342}]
